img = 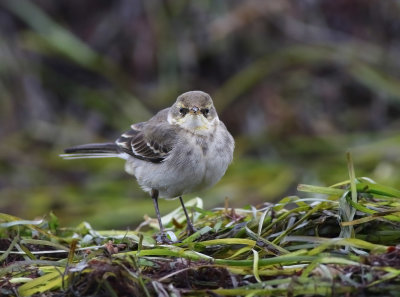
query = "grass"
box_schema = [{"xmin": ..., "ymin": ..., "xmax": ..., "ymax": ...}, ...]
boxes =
[{"xmin": 1, "ymin": 154, "xmax": 400, "ymax": 296}]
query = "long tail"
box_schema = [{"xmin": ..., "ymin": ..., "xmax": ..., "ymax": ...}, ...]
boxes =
[{"xmin": 61, "ymin": 142, "xmax": 122, "ymax": 159}]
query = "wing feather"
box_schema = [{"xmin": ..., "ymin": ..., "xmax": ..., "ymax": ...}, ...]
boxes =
[{"xmin": 115, "ymin": 109, "xmax": 175, "ymax": 163}]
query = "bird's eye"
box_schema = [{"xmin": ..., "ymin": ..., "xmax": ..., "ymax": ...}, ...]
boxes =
[
  {"xmin": 201, "ymin": 108, "xmax": 209, "ymax": 117},
  {"xmin": 179, "ymin": 108, "xmax": 189, "ymax": 115}
]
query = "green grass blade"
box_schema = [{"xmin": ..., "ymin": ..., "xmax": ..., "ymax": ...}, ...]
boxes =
[
  {"xmin": 18, "ymin": 269, "xmax": 65, "ymax": 297},
  {"xmin": 297, "ymin": 184, "xmax": 345, "ymax": 196}
]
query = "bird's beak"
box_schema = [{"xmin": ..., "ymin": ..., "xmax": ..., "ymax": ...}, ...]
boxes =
[{"xmin": 189, "ymin": 106, "xmax": 200, "ymax": 115}]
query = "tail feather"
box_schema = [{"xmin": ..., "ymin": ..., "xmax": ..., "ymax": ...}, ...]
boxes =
[
  {"xmin": 64, "ymin": 142, "xmax": 119, "ymax": 154},
  {"xmin": 60, "ymin": 153, "xmax": 121, "ymax": 159},
  {"xmin": 62, "ymin": 142, "xmax": 122, "ymax": 159}
]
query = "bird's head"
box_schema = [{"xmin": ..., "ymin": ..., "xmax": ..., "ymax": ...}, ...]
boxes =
[{"xmin": 168, "ymin": 91, "xmax": 219, "ymax": 133}]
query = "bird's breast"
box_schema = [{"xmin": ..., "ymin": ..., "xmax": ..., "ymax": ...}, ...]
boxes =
[
  {"xmin": 127, "ymin": 127, "xmax": 233, "ymax": 199},
  {"xmin": 181, "ymin": 130, "xmax": 232, "ymax": 191}
]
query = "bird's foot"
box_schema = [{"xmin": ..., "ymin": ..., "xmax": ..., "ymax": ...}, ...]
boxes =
[
  {"xmin": 155, "ymin": 232, "xmax": 174, "ymax": 244},
  {"xmin": 186, "ymin": 225, "xmax": 198, "ymax": 236}
]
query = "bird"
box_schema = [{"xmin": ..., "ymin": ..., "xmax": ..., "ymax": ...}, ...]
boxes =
[{"xmin": 61, "ymin": 91, "xmax": 235, "ymax": 243}]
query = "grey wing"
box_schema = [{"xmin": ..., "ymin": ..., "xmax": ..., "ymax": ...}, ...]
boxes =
[{"xmin": 115, "ymin": 109, "xmax": 176, "ymax": 163}]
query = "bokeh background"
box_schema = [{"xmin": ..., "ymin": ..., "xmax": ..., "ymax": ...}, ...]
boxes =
[{"xmin": 1, "ymin": 0, "xmax": 400, "ymax": 229}]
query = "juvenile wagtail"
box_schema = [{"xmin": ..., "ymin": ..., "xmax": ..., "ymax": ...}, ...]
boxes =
[{"xmin": 62, "ymin": 91, "xmax": 234, "ymax": 242}]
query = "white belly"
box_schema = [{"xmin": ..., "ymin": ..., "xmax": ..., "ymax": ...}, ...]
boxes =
[{"xmin": 125, "ymin": 128, "xmax": 233, "ymax": 199}]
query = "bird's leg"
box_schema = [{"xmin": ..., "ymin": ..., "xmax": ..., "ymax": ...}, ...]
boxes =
[
  {"xmin": 151, "ymin": 189, "xmax": 171, "ymax": 244},
  {"xmin": 179, "ymin": 196, "xmax": 197, "ymax": 235}
]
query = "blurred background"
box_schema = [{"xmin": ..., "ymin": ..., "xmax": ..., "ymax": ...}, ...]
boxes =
[{"xmin": 1, "ymin": 0, "xmax": 400, "ymax": 229}]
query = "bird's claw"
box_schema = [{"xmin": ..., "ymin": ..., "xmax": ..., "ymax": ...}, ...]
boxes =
[
  {"xmin": 186, "ymin": 225, "xmax": 197, "ymax": 236},
  {"xmin": 155, "ymin": 232, "xmax": 174, "ymax": 244}
]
